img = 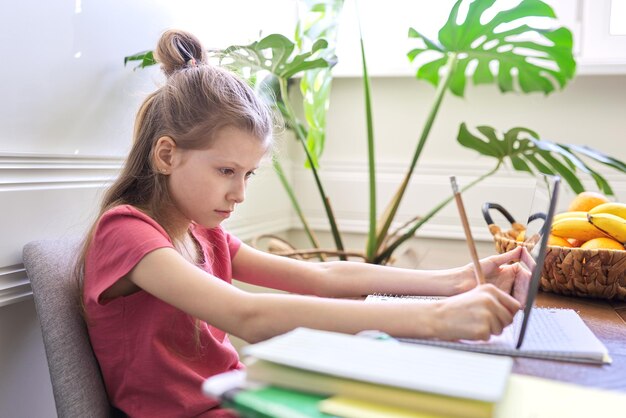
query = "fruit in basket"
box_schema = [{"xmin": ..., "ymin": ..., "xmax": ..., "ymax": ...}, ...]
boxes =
[
  {"xmin": 588, "ymin": 202, "xmax": 626, "ymax": 219},
  {"xmin": 567, "ymin": 191, "xmax": 609, "ymax": 212},
  {"xmin": 516, "ymin": 230, "xmax": 525, "ymax": 242},
  {"xmin": 580, "ymin": 237, "xmax": 625, "ymax": 250},
  {"xmin": 547, "ymin": 235, "xmax": 573, "ymax": 247},
  {"xmin": 587, "ymin": 213, "xmax": 626, "ymax": 244},
  {"xmin": 567, "ymin": 238, "xmax": 583, "ymax": 247},
  {"xmin": 551, "ymin": 217, "xmax": 608, "ymax": 242},
  {"xmin": 553, "ymin": 211, "xmax": 588, "ymax": 222}
]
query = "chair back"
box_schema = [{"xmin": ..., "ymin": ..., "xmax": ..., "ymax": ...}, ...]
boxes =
[{"xmin": 23, "ymin": 238, "xmax": 112, "ymax": 418}]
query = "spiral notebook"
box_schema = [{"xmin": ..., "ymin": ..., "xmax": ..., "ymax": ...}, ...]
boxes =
[
  {"xmin": 365, "ymin": 295, "xmax": 610, "ymax": 364},
  {"xmin": 366, "ymin": 176, "xmax": 610, "ymax": 364}
]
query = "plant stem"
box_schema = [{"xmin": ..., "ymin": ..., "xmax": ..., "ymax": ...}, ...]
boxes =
[
  {"xmin": 374, "ymin": 53, "xmax": 459, "ymax": 255},
  {"xmin": 272, "ymin": 158, "xmax": 325, "ymax": 260},
  {"xmin": 375, "ymin": 161, "xmax": 501, "ymax": 265},
  {"xmin": 278, "ymin": 78, "xmax": 346, "ymax": 259}
]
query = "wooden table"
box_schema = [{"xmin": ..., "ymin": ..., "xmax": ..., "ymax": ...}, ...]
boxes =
[{"xmin": 513, "ymin": 292, "xmax": 626, "ymax": 391}]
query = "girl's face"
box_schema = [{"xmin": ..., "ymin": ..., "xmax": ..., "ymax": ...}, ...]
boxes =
[{"xmin": 167, "ymin": 126, "xmax": 269, "ymax": 229}]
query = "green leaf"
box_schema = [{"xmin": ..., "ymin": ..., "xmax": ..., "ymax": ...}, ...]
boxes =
[
  {"xmin": 529, "ymin": 138, "xmax": 590, "ymax": 173},
  {"xmin": 476, "ymin": 125, "xmax": 506, "ymax": 157},
  {"xmin": 457, "ymin": 123, "xmax": 499, "ymax": 157},
  {"xmin": 124, "ymin": 50, "xmax": 157, "ymax": 70},
  {"xmin": 510, "ymin": 155, "xmax": 533, "ymax": 173},
  {"xmin": 524, "ymin": 154, "xmax": 554, "ymax": 175},
  {"xmin": 415, "ymin": 57, "xmax": 447, "ymax": 86},
  {"xmin": 296, "ymin": 1, "xmax": 344, "ymax": 167},
  {"xmin": 535, "ymin": 150, "xmax": 584, "ymax": 193},
  {"xmin": 458, "ymin": 124, "xmax": 622, "ymax": 196},
  {"xmin": 590, "ymin": 170, "xmax": 614, "ymax": 195},
  {"xmin": 568, "ymin": 144, "xmax": 626, "ymax": 173},
  {"xmin": 407, "ymin": 0, "xmax": 576, "ymax": 97},
  {"xmin": 221, "ymin": 34, "xmax": 335, "ymax": 81}
]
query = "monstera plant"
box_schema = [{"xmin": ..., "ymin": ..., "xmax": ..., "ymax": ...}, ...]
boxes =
[
  {"xmin": 126, "ymin": 0, "xmax": 626, "ymax": 265},
  {"xmin": 371, "ymin": 0, "xmax": 625, "ymax": 264},
  {"xmin": 354, "ymin": 0, "xmax": 624, "ymax": 265}
]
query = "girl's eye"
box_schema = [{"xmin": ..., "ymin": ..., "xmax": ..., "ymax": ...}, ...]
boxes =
[
  {"xmin": 245, "ymin": 171, "xmax": 256, "ymax": 180},
  {"xmin": 220, "ymin": 168, "xmax": 235, "ymax": 176}
]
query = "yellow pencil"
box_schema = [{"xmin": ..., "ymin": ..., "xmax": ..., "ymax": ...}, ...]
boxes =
[{"xmin": 450, "ymin": 176, "xmax": 485, "ymax": 285}]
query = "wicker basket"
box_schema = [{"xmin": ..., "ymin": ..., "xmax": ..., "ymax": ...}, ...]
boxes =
[{"xmin": 483, "ymin": 203, "xmax": 626, "ymax": 300}]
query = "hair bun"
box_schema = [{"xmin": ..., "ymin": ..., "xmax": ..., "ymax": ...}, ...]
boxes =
[{"xmin": 154, "ymin": 29, "xmax": 206, "ymax": 77}]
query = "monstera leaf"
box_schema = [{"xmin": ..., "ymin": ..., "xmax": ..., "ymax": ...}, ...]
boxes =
[
  {"xmin": 407, "ymin": 0, "xmax": 576, "ymax": 96},
  {"xmin": 457, "ymin": 123, "xmax": 626, "ymax": 195},
  {"xmin": 295, "ymin": 0, "xmax": 344, "ymax": 169},
  {"xmin": 221, "ymin": 34, "xmax": 335, "ymax": 80}
]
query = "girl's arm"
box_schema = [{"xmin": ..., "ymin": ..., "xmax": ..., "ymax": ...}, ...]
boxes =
[
  {"xmin": 232, "ymin": 243, "xmax": 526, "ymax": 299},
  {"xmin": 127, "ymin": 246, "xmax": 520, "ymax": 344}
]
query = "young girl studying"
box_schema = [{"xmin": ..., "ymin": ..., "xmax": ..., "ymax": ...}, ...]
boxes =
[{"xmin": 79, "ymin": 29, "xmax": 530, "ymax": 417}]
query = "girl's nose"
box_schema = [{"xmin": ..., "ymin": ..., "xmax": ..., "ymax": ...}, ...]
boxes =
[{"xmin": 228, "ymin": 179, "xmax": 246, "ymax": 203}]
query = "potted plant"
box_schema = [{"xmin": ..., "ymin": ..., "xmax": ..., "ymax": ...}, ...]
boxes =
[{"xmin": 126, "ymin": 0, "xmax": 626, "ymax": 265}]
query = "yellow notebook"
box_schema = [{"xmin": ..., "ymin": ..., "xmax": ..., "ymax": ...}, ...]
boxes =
[
  {"xmin": 319, "ymin": 396, "xmax": 448, "ymax": 418},
  {"xmin": 318, "ymin": 374, "xmax": 626, "ymax": 418}
]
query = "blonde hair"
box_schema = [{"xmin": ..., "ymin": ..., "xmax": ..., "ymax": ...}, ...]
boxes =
[
  {"xmin": 75, "ymin": 29, "xmax": 274, "ymax": 315},
  {"xmin": 112, "ymin": 29, "xmax": 273, "ymax": 222}
]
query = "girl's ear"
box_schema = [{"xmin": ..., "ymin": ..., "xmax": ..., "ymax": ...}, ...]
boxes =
[{"xmin": 154, "ymin": 136, "xmax": 176, "ymax": 174}]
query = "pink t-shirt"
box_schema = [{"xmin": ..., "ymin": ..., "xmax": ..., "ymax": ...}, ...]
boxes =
[{"xmin": 83, "ymin": 205, "xmax": 243, "ymax": 417}]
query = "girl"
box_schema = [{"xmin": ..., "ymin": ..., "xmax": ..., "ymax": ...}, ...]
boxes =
[{"xmin": 80, "ymin": 30, "xmax": 528, "ymax": 417}]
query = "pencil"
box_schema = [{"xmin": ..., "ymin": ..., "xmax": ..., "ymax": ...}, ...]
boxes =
[{"xmin": 450, "ymin": 176, "xmax": 486, "ymax": 286}]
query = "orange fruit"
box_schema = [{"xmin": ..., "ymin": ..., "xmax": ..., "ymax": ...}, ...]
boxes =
[
  {"xmin": 568, "ymin": 238, "xmax": 583, "ymax": 247},
  {"xmin": 567, "ymin": 191, "xmax": 610, "ymax": 212},
  {"xmin": 516, "ymin": 230, "xmax": 525, "ymax": 242},
  {"xmin": 547, "ymin": 235, "xmax": 573, "ymax": 247},
  {"xmin": 580, "ymin": 237, "xmax": 625, "ymax": 251}
]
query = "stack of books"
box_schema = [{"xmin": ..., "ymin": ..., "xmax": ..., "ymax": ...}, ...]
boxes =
[
  {"xmin": 204, "ymin": 327, "xmax": 513, "ymax": 418},
  {"xmin": 204, "ymin": 327, "xmax": 626, "ymax": 418}
]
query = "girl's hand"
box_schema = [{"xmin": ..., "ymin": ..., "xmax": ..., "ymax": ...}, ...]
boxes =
[
  {"xmin": 482, "ymin": 247, "xmax": 533, "ymax": 305},
  {"xmin": 434, "ymin": 284, "xmax": 521, "ymax": 341},
  {"xmin": 458, "ymin": 247, "xmax": 532, "ymax": 305}
]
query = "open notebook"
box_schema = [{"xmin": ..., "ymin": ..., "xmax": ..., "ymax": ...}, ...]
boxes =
[{"xmin": 367, "ymin": 175, "xmax": 610, "ymax": 364}]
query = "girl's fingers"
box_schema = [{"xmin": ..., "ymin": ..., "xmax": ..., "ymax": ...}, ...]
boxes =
[
  {"xmin": 496, "ymin": 289, "xmax": 522, "ymax": 314},
  {"xmin": 472, "ymin": 286, "xmax": 516, "ymax": 337},
  {"xmin": 480, "ymin": 248, "xmax": 522, "ymax": 276},
  {"xmin": 489, "ymin": 314, "xmax": 504, "ymax": 336},
  {"xmin": 485, "ymin": 247, "xmax": 522, "ymax": 266},
  {"xmin": 519, "ymin": 247, "xmax": 536, "ymax": 270},
  {"xmin": 482, "ymin": 284, "xmax": 521, "ymax": 313}
]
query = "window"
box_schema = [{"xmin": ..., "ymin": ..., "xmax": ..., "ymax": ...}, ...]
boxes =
[{"xmin": 610, "ymin": 0, "xmax": 626, "ymax": 35}]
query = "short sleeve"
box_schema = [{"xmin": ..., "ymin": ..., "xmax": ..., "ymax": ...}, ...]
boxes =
[
  {"xmin": 84, "ymin": 205, "xmax": 174, "ymax": 304},
  {"xmin": 224, "ymin": 229, "xmax": 242, "ymax": 258}
]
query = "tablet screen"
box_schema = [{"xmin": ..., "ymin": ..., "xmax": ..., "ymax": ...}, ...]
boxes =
[{"xmin": 516, "ymin": 175, "xmax": 561, "ymax": 348}]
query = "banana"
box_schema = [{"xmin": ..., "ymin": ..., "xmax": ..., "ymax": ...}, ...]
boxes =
[
  {"xmin": 587, "ymin": 213, "xmax": 626, "ymax": 244},
  {"xmin": 553, "ymin": 211, "xmax": 588, "ymax": 222},
  {"xmin": 588, "ymin": 202, "xmax": 626, "ymax": 220},
  {"xmin": 551, "ymin": 217, "xmax": 609, "ymax": 242}
]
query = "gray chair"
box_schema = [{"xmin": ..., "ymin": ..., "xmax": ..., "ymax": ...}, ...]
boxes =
[{"xmin": 23, "ymin": 238, "xmax": 119, "ymax": 418}]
